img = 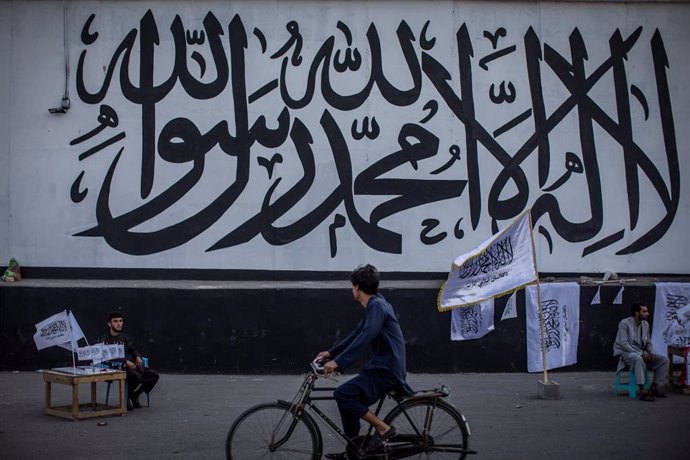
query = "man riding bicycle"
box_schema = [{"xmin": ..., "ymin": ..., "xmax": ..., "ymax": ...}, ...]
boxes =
[{"xmin": 316, "ymin": 264, "xmax": 414, "ymax": 459}]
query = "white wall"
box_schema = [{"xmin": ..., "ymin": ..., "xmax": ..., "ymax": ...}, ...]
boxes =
[
  {"xmin": 2, "ymin": 0, "xmax": 690, "ymax": 273},
  {"xmin": 0, "ymin": 4, "xmax": 11, "ymax": 265}
]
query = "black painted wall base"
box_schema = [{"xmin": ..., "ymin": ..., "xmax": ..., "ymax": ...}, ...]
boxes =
[{"xmin": 0, "ymin": 281, "xmax": 657, "ymax": 374}]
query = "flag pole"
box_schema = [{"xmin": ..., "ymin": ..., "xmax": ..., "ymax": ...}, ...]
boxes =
[
  {"xmin": 527, "ymin": 210, "xmax": 548, "ymax": 384},
  {"xmin": 68, "ymin": 310, "xmax": 77, "ymax": 373}
]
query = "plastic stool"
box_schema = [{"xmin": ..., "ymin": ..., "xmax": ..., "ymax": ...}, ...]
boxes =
[{"xmin": 614, "ymin": 368, "xmax": 651, "ymax": 398}]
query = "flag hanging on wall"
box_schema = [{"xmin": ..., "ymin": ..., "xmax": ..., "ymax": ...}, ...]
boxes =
[
  {"xmin": 613, "ymin": 286, "xmax": 624, "ymax": 305},
  {"xmin": 450, "ymin": 300, "xmax": 495, "ymax": 341},
  {"xmin": 590, "ymin": 287, "xmax": 601, "ymax": 305},
  {"xmin": 438, "ymin": 210, "xmax": 537, "ymax": 311},
  {"xmin": 500, "ymin": 292, "xmax": 518, "ymax": 321},
  {"xmin": 652, "ymin": 283, "xmax": 690, "ymax": 355},
  {"xmin": 526, "ymin": 283, "xmax": 580, "ymax": 372}
]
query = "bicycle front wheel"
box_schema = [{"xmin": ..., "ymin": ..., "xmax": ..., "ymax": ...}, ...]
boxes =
[
  {"xmin": 383, "ymin": 398, "xmax": 470, "ymax": 459},
  {"xmin": 226, "ymin": 402, "xmax": 321, "ymax": 459}
]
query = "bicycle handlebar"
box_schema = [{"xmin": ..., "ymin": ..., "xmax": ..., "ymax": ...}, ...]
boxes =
[
  {"xmin": 311, "ymin": 359, "xmax": 325, "ymax": 374},
  {"xmin": 310, "ymin": 359, "xmax": 341, "ymax": 379}
]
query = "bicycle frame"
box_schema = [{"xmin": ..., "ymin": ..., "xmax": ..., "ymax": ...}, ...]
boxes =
[
  {"xmin": 275, "ymin": 370, "xmax": 372, "ymax": 458},
  {"xmin": 272, "ymin": 369, "xmax": 474, "ymax": 459}
]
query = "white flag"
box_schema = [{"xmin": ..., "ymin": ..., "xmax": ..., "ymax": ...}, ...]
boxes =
[
  {"xmin": 438, "ymin": 211, "xmax": 537, "ymax": 311},
  {"xmin": 77, "ymin": 344, "xmax": 97, "ymax": 361},
  {"xmin": 652, "ymin": 283, "xmax": 690, "ymax": 355},
  {"xmin": 500, "ymin": 292, "xmax": 518, "ymax": 321},
  {"xmin": 612, "ymin": 287, "xmax": 624, "ymax": 305},
  {"xmin": 79, "ymin": 343, "xmax": 124, "ymax": 364},
  {"xmin": 78, "ymin": 343, "xmax": 105, "ymax": 363},
  {"xmin": 33, "ymin": 310, "xmax": 71, "ymax": 350},
  {"xmin": 526, "ymin": 283, "xmax": 580, "ymax": 372},
  {"xmin": 450, "ymin": 300, "xmax": 495, "ymax": 341},
  {"xmin": 108, "ymin": 343, "xmax": 125, "ymax": 359},
  {"xmin": 590, "ymin": 287, "xmax": 601, "ymax": 305},
  {"xmin": 56, "ymin": 311, "xmax": 86, "ymax": 352}
]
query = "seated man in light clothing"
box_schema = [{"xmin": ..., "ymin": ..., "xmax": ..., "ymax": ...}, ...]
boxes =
[{"xmin": 613, "ymin": 302, "xmax": 669, "ymax": 401}]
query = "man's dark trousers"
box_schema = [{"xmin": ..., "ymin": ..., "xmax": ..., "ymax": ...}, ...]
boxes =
[
  {"xmin": 334, "ymin": 369, "xmax": 398, "ymax": 439},
  {"xmin": 127, "ymin": 367, "xmax": 159, "ymax": 395}
]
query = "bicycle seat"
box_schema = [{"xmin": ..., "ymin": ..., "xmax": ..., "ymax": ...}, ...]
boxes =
[{"xmin": 386, "ymin": 381, "xmax": 415, "ymax": 401}]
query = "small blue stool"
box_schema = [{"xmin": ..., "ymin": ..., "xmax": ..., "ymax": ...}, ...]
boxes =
[{"xmin": 614, "ymin": 367, "xmax": 651, "ymax": 398}]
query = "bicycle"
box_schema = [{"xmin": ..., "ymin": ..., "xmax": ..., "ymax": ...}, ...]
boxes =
[{"xmin": 226, "ymin": 361, "xmax": 476, "ymax": 459}]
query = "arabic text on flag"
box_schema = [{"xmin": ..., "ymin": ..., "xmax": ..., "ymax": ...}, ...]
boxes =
[
  {"xmin": 438, "ymin": 211, "xmax": 537, "ymax": 311},
  {"xmin": 526, "ymin": 283, "xmax": 580, "ymax": 372}
]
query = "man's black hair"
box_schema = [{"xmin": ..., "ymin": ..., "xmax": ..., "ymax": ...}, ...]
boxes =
[
  {"xmin": 108, "ymin": 311, "xmax": 124, "ymax": 322},
  {"xmin": 350, "ymin": 264, "xmax": 379, "ymax": 295},
  {"xmin": 630, "ymin": 302, "xmax": 647, "ymax": 317}
]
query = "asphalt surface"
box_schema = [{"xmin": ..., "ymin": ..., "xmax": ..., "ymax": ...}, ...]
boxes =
[{"xmin": 1, "ymin": 370, "xmax": 689, "ymax": 459}]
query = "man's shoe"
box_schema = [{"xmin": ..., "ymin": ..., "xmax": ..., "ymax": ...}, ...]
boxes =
[
  {"xmin": 651, "ymin": 388, "xmax": 668, "ymax": 398},
  {"xmin": 639, "ymin": 390, "xmax": 655, "ymax": 402},
  {"xmin": 324, "ymin": 452, "xmax": 347, "ymax": 460},
  {"xmin": 366, "ymin": 425, "xmax": 397, "ymax": 450}
]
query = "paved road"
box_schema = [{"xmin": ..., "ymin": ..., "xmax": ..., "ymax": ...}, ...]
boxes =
[{"xmin": 1, "ymin": 370, "xmax": 689, "ymax": 459}]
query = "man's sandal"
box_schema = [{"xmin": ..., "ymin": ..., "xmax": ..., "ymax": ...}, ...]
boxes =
[{"xmin": 366, "ymin": 426, "xmax": 397, "ymax": 451}]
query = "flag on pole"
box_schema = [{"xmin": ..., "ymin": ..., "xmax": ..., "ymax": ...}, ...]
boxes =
[
  {"xmin": 526, "ymin": 283, "xmax": 580, "ymax": 372},
  {"xmin": 33, "ymin": 310, "xmax": 70, "ymax": 350},
  {"xmin": 500, "ymin": 292, "xmax": 518, "ymax": 321},
  {"xmin": 56, "ymin": 311, "xmax": 86, "ymax": 352},
  {"xmin": 450, "ymin": 300, "xmax": 495, "ymax": 340},
  {"xmin": 33, "ymin": 310, "xmax": 85, "ymax": 351},
  {"xmin": 438, "ymin": 210, "xmax": 538, "ymax": 311}
]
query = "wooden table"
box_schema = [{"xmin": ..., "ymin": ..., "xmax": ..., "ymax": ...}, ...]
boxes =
[
  {"xmin": 667, "ymin": 345, "xmax": 689, "ymax": 387},
  {"xmin": 43, "ymin": 369, "xmax": 126, "ymax": 420}
]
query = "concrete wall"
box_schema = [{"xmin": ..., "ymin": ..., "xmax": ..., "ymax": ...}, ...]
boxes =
[
  {"xmin": 0, "ymin": 0, "xmax": 688, "ymax": 275},
  {"xmin": 0, "ymin": 280, "xmax": 659, "ymax": 373},
  {"xmin": 1, "ymin": 1, "xmax": 689, "ymax": 374},
  {"xmin": 0, "ymin": 5, "xmax": 10, "ymax": 264}
]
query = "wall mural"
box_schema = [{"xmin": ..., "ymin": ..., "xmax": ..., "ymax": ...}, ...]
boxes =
[{"xmin": 57, "ymin": 5, "xmax": 685, "ymax": 273}]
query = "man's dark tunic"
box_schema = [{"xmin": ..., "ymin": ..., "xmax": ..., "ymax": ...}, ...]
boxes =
[{"xmin": 329, "ymin": 294, "xmax": 412, "ymax": 438}]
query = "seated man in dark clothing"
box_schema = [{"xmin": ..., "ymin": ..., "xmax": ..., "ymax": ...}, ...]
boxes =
[
  {"xmin": 101, "ymin": 311, "xmax": 159, "ymax": 410},
  {"xmin": 316, "ymin": 264, "xmax": 413, "ymax": 459}
]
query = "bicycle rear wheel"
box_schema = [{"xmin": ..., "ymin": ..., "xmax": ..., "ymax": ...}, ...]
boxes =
[
  {"xmin": 383, "ymin": 398, "xmax": 470, "ymax": 459},
  {"xmin": 226, "ymin": 402, "xmax": 321, "ymax": 459}
]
